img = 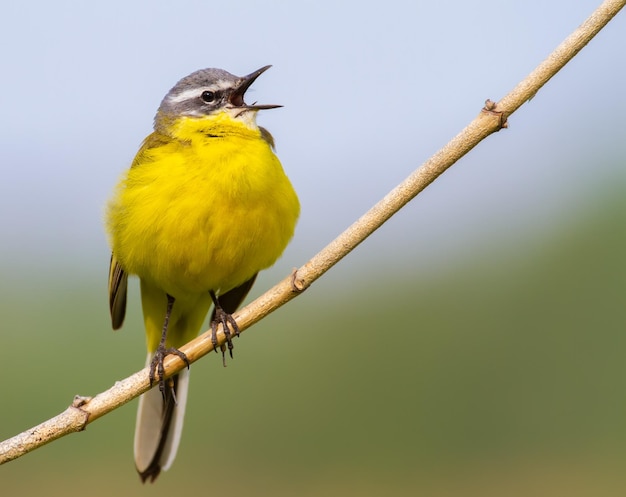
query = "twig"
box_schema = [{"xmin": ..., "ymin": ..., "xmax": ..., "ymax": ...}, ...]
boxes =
[{"xmin": 1, "ymin": 0, "xmax": 623, "ymax": 466}]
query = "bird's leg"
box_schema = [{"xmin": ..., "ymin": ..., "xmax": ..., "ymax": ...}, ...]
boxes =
[
  {"xmin": 149, "ymin": 294, "xmax": 190, "ymax": 399},
  {"xmin": 209, "ymin": 290, "xmax": 240, "ymax": 366}
]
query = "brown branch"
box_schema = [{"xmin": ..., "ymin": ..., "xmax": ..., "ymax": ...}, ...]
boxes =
[{"xmin": 1, "ymin": 0, "xmax": 624, "ymax": 466}]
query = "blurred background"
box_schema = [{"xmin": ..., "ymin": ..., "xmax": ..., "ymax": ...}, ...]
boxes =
[{"xmin": 1, "ymin": 0, "xmax": 625, "ymax": 495}]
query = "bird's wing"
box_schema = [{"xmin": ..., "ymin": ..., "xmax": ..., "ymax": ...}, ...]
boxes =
[
  {"xmin": 108, "ymin": 254, "xmax": 128, "ymax": 330},
  {"xmin": 212, "ymin": 273, "xmax": 258, "ymax": 318}
]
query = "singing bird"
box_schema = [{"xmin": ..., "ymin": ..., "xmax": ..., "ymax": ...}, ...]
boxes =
[{"xmin": 106, "ymin": 65, "xmax": 299, "ymax": 482}]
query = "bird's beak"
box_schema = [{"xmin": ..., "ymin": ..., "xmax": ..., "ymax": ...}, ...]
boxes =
[{"xmin": 230, "ymin": 65, "xmax": 282, "ymax": 110}]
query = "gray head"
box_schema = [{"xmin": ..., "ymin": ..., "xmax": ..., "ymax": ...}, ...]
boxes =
[{"xmin": 155, "ymin": 65, "xmax": 280, "ymax": 131}]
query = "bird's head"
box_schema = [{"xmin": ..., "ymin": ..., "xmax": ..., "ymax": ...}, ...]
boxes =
[{"xmin": 155, "ymin": 65, "xmax": 280, "ymax": 131}]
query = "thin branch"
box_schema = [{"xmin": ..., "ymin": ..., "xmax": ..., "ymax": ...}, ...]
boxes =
[{"xmin": 1, "ymin": 0, "xmax": 623, "ymax": 466}]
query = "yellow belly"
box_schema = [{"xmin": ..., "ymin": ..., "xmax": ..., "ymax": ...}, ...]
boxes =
[{"xmin": 106, "ymin": 115, "xmax": 299, "ymax": 300}]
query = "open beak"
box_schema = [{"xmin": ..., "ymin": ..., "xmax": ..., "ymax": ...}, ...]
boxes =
[{"xmin": 229, "ymin": 65, "xmax": 282, "ymax": 110}]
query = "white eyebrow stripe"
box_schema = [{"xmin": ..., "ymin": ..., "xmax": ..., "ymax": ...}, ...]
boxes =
[
  {"xmin": 167, "ymin": 80, "xmax": 236, "ymax": 103},
  {"xmin": 167, "ymin": 88, "xmax": 205, "ymax": 104}
]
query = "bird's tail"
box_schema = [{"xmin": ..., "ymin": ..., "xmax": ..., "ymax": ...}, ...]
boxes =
[{"xmin": 134, "ymin": 353, "xmax": 190, "ymax": 483}]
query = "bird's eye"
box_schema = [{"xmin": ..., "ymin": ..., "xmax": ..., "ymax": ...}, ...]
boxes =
[{"xmin": 201, "ymin": 91, "xmax": 216, "ymax": 103}]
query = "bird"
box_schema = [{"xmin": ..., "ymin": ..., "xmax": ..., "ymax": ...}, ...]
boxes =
[{"xmin": 105, "ymin": 65, "xmax": 299, "ymax": 482}]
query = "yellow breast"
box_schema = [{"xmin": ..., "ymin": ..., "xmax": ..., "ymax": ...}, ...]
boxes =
[{"xmin": 106, "ymin": 113, "xmax": 300, "ymax": 298}]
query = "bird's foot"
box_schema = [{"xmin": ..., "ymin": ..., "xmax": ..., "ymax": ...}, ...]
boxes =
[
  {"xmin": 211, "ymin": 307, "xmax": 240, "ymax": 367},
  {"xmin": 148, "ymin": 345, "xmax": 190, "ymax": 399}
]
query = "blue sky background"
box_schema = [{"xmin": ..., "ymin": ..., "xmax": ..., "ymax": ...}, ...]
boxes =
[{"xmin": 1, "ymin": 0, "xmax": 624, "ymax": 279}]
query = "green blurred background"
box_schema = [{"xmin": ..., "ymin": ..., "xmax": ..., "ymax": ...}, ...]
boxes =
[
  {"xmin": 2, "ymin": 181, "xmax": 626, "ymax": 496},
  {"xmin": 2, "ymin": 1, "xmax": 626, "ymax": 495}
]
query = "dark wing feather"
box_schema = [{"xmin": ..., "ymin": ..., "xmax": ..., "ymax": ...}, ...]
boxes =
[
  {"xmin": 108, "ymin": 254, "xmax": 128, "ymax": 330},
  {"xmin": 259, "ymin": 126, "xmax": 276, "ymax": 149},
  {"xmin": 212, "ymin": 274, "xmax": 258, "ymax": 319}
]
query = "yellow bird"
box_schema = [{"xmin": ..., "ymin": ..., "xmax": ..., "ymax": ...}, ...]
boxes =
[{"xmin": 106, "ymin": 65, "xmax": 299, "ymax": 482}]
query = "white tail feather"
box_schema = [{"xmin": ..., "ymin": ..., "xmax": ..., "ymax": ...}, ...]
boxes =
[{"xmin": 134, "ymin": 353, "xmax": 190, "ymax": 478}]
